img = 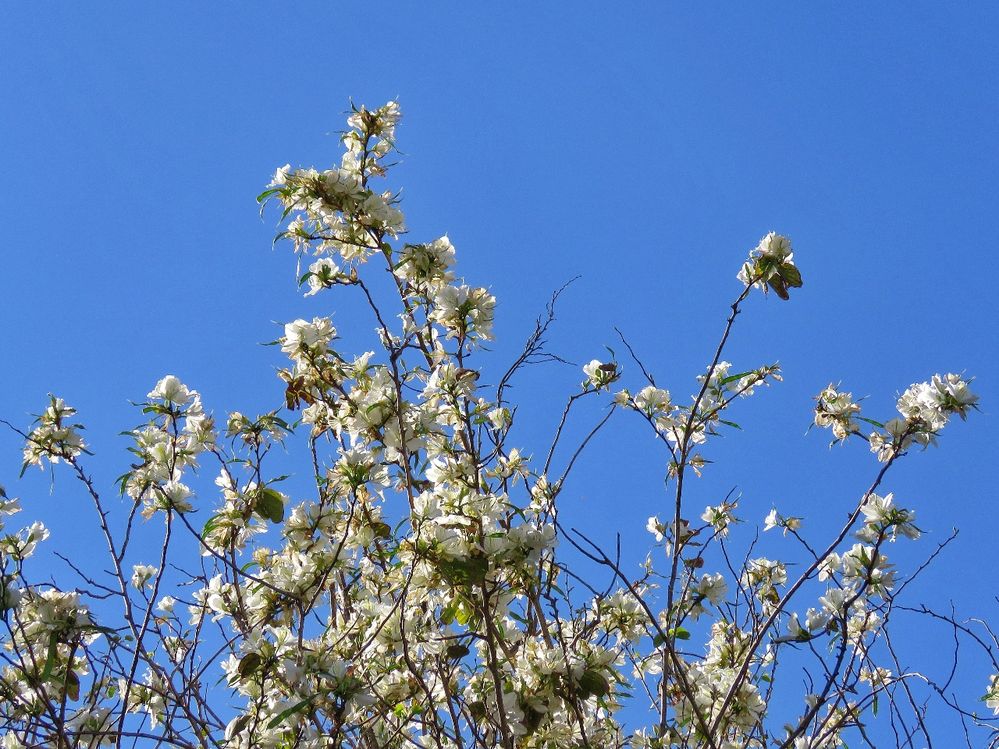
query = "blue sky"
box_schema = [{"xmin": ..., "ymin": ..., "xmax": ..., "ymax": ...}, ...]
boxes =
[{"xmin": 2, "ymin": 3, "xmax": 997, "ymax": 741}]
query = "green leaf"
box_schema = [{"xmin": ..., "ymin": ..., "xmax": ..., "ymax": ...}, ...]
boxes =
[
  {"xmin": 238, "ymin": 652, "xmax": 263, "ymax": 679},
  {"xmin": 41, "ymin": 634, "xmax": 59, "ymax": 681},
  {"xmin": 79, "ymin": 624, "xmax": 120, "ymax": 643},
  {"xmin": 365, "ymin": 401, "xmax": 386, "ymax": 415},
  {"xmin": 439, "ymin": 556, "xmax": 489, "ymax": 587},
  {"xmin": 65, "ymin": 670, "xmax": 80, "ymax": 701},
  {"xmin": 767, "ymin": 276, "xmax": 790, "ymax": 301},
  {"xmin": 266, "ymin": 698, "xmax": 312, "ymax": 729},
  {"xmin": 468, "ymin": 700, "xmax": 487, "ymax": 720},
  {"xmin": 856, "ymin": 416, "xmax": 885, "ymax": 428},
  {"xmin": 719, "ymin": 371, "xmax": 753, "ymax": 386},
  {"xmin": 201, "ymin": 515, "xmax": 220, "ymax": 538},
  {"xmin": 445, "ymin": 643, "xmax": 470, "ymax": 660},
  {"xmin": 669, "ymin": 626, "xmax": 691, "ymax": 641},
  {"xmin": 256, "ymin": 187, "xmax": 282, "ymax": 203},
  {"xmin": 440, "ymin": 602, "xmax": 457, "ymax": 625},
  {"xmin": 780, "ymin": 263, "xmax": 803, "ymax": 288},
  {"xmin": 114, "ymin": 471, "xmax": 132, "ymax": 494},
  {"xmin": 371, "ymin": 521, "xmax": 392, "ymax": 540},
  {"xmin": 255, "ymin": 488, "xmax": 285, "ymax": 524},
  {"xmin": 229, "ymin": 715, "xmax": 252, "ymax": 736},
  {"xmin": 578, "ymin": 669, "xmax": 610, "ymax": 698}
]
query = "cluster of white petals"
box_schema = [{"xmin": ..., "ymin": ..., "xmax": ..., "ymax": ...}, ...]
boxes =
[
  {"xmin": 814, "ymin": 384, "xmax": 862, "ymax": 441},
  {"xmin": 21, "ymin": 396, "xmax": 86, "ymax": 470},
  {"xmin": 868, "ymin": 373, "xmax": 978, "ymax": 461},
  {"xmin": 737, "ymin": 231, "xmax": 801, "ymax": 299}
]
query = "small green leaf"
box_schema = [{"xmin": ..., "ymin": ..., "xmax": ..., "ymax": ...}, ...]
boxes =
[
  {"xmin": 767, "ymin": 276, "xmax": 790, "ymax": 300},
  {"xmin": 65, "ymin": 670, "xmax": 80, "ymax": 701},
  {"xmin": 468, "ymin": 700, "xmax": 487, "ymax": 720},
  {"xmin": 780, "ymin": 263, "xmax": 803, "ymax": 288},
  {"xmin": 439, "ymin": 603, "xmax": 457, "ymax": 625},
  {"xmin": 445, "ymin": 643, "xmax": 470, "ymax": 660},
  {"xmin": 266, "ymin": 698, "xmax": 312, "ymax": 729},
  {"xmin": 578, "ymin": 669, "xmax": 610, "ymax": 698},
  {"xmin": 41, "ymin": 634, "xmax": 59, "ymax": 681},
  {"xmin": 255, "ymin": 488, "xmax": 285, "ymax": 524},
  {"xmin": 719, "ymin": 371, "xmax": 754, "ymax": 386},
  {"xmin": 669, "ymin": 626, "xmax": 690, "ymax": 641},
  {"xmin": 856, "ymin": 416, "xmax": 885, "ymax": 429},
  {"xmin": 439, "ymin": 556, "xmax": 489, "ymax": 587},
  {"xmin": 238, "ymin": 652, "xmax": 263, "ymax": 679}
]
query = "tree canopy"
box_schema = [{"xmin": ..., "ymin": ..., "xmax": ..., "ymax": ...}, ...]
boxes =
[{"xmin": 0, "ymin": 101, "xmax": 994, "ymax": 749}]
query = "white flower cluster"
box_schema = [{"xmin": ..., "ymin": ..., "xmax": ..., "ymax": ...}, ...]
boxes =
[
  {"xmin": 429, "ymin": 284, "xmax": 497, "ymax": 342},
  {"xmin": 985, "ymin": 674, "xmax": 999, "ymax": 716},
  {"xmin": 118, "ymin": 668, "xmax": 168, "ymax": 729},
  {"xmin": 121, "ymin": 375, "xmax": 214, "ymax": 519},
  {"xmin": 763, "ymin": 507, "xmax": 802, "ymax": 536},
  {"xmin": 582, "ymin": 359, "xmax": 620, "ymax": 391},
  {"xmin": 395, "ymin": 235, "xmax": 456, "ymax": 291},
  {"xmin": 263, "ymin": 101, "xmax": 405, "ymax": 270},
  {"xmin": 1, "ymin": 588, "xmax": 95, "ymax": 713},
  {"xmin": 814, "ymin": 384, "xmax": 862, "ymax": 441},
  {"xmin": 741, "ymin": 557, "xmax": 787, "ymax": 611},
  {"xmin": 22, "ymin": 396, "xmax": 86, "ymax": 471},
  {"xmin": 130, "ymin": 563, "xmax": 157, "ymax": 590},
  {"xmin": 685, "ymin": 572, "xmax": 728, "ymax": 621},
  {"xmin": 281, "ymin": 316, "xmax": 336, "ymax": 366},
  {"xmin": 869, "ymin": 373, "xmax": 977, "ymax": 461},
  {"xmin": 702, "ymin": 498, "xmax": 739, "ymax": 538},
  {"xmin": 737, "ymin": 231, "xmax": 801, "ymax": 299},
  {"xmin": 0, "ymin": 487, "xmax": 47, "ymax": 570},
  {"xmin": 676, "ymin": 622, "xmax": 767, "ymax": 736},
  {"xmin": 618, "ymin": 361, "xmax": 781, "ymax": 466},
  {"xmin": 858, "ymin": 492, "xmax": 920, "ymax": 542}
]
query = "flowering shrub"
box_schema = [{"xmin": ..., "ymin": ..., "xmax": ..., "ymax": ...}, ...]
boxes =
[{"xmin": 1, "ymin": 101, "xmax": 995, "ymax": 748}]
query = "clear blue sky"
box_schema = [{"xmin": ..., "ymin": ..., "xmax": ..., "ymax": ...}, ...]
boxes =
[{"xmin": 2, "ymin": 3, "xmax": 997, "ymax": 740}]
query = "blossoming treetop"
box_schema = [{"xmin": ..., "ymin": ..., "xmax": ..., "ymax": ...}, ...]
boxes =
[{"xmin": 1, "ymin": 101, "xmax": 993, "ymax": 748}]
